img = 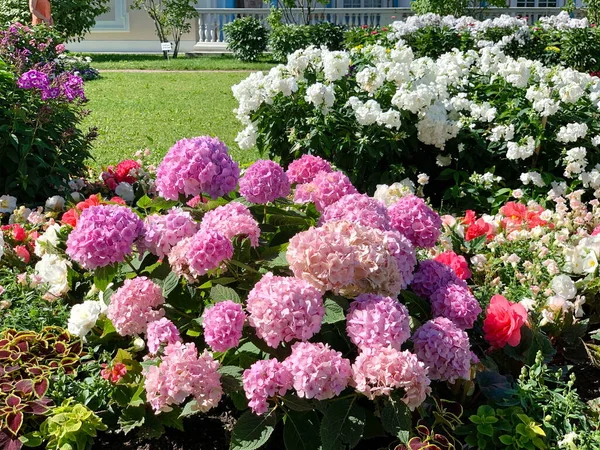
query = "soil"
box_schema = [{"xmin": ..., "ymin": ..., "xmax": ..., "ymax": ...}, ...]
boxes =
[{"xmin": 571, "ymin": 361, "xmax": 600, "ymax": 402}]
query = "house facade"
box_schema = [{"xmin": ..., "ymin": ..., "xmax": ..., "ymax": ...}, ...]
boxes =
[{"xmin": 66, "ymin": 0, "xmax": 575, "ymax": 53}]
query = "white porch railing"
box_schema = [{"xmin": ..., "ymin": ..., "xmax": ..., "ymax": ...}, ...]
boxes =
[{"xmin": 193, "ymin": 7, "xmax": 575, "ymax": 48}]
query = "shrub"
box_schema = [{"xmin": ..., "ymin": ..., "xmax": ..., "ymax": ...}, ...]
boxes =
[
  {"xmin": 560, "ymin": 27, "xmax": 600, "ymax": 72},
  {"xmin": 224, "ymin": 17, "xmax": 269, "ymax": 62},
  {"xmin": 269, "ymin": 23, "xmax": 346, "ymax": 62}
]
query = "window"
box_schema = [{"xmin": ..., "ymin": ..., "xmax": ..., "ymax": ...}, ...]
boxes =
[
  {"xmin": 342, "ymin": 0, "xmax": 384, "ymax": 7},
  {"xmin": 516, "ymin": 0, "xmax": 557, "ymax": 6}
]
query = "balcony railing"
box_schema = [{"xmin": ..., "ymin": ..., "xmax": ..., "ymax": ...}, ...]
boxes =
[{"xmin": 193, "ymin": 7, "xmax": 576, "ymax": 47}]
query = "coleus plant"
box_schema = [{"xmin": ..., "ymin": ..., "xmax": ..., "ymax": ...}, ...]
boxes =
[{"xmin": 0, "ymin": 327, "xmax": 83, "ymax": 450}]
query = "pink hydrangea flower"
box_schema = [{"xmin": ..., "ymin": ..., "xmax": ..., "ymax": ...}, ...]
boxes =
[
  {"xmin": 286, "ymin": 155, "xmax": 333, "ymax": 185},
  {"xmin": 352, "ymin": 347, "xmax": 431, "ymax": 410},
  {"xmin": 186, "ymin": 229, "xmax": 234, "ymax": 277},
  {"xmin": 388, "ymin": 195, "xmax": 442, "ymax": 248},
  {"xmin": 202, "ymin": 300, "xmax": 246, "ymax": 352},
  {"xmin": 200, "ymin": 202, "xmax": 260, "ymax": 247},
  {"xmin": 412, "ymin": 318, "xmax": 472, "ymax": 383},
  {"xmin": 247, "ymin": 273, "xmax": 324, "ymax": 348},
  {"xmin": 108, "ymin": 277, "xmax": 165, "ymax": 336},
  {"xmin": 430, "ymin": 283, "xmax": 481, "ymax": 330},
  {"xmin": 346, "ymin": 294, "xmax": 411, "ymax": 351},
  {"xmin": 139, "ymin": 208, "xmax": 199, "ymax": 259},
  {"xmin": 243, "ymin": 359, "xmax": 292, "ymax": 415},
  {"xmin": 155, "ymin": 136, "xmax": 240, "ymax": 200},
  {"xmin": 287, "ymin": 220, "xmax": 412, "ymax": 297},
  {"xmin": 146, "ymin": 318, "xmax": 181, "ymax": 354},
  {"xmin": 283, "ymin": 342, "xmax": 352, "ymax": 400},
  {"xmin": 410, "ymin": 259, "xmax": 466, "ymax": 299},
  {"xmin": 384, "ymin": 230, "xmax": 417, "ymax": 290},
  {"xmin": 167, "ymin": 237, "xmax": 195, "ymax": 282},
  {"xmin": 66, "ymin": 205, "xmax": 143, "ymax": 269},
  {"xmin": 144, "ymin": 342, "xmax": 222, "ymax": 412},
  {"xmin": 320, "ymin": 194, "xmax": 390, "ymax": 230},
  {"xmin": 294, "ymin": 171, "xmax": 358, "ymax": 212},
  {"xmin": 239, "ymin": 160, "xmax": 290, "ymax": 204},
  {"xmin": 434, "ymin": 251, "xmax": 472, "ymax": 280}
]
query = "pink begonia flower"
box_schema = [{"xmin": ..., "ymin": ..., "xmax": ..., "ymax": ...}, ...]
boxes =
[
  {"xmin": 434, "ymin": 251, "xmax": 472, "ymax": 280},
  {"xmin": 483, "ymin": 295, "xmax": 528, "ymax": 348}
]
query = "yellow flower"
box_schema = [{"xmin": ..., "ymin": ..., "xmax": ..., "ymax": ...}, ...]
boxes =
[{"xmin": 544, "ymin": 46, "xmax": 560, "ymax": 53}]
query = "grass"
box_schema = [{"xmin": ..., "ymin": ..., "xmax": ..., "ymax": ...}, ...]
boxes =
[
  {"xmin": 80, "ymin": 53, "xmax": 276, "ymax": 71},
  {"xmin": 81, "ymin": 72, "xmax": 259, "ymax": 169}
]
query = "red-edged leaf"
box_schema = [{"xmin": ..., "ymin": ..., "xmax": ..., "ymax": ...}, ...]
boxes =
[
  {"xmin": 14, "ymin": 380, "xmax": 33, "ymax": 395},
  {"xmin": 15, "ymin": 342, "xmax": 28, "ymax": 353},
  {"xmin": 54, "ymin": 342, "xmax": 67, "ymax": 355},
  {"xmin": 6, "ymin": 394, "xmax": 21, "ymax": 408},
  {"xmin": 33, "ymin": 379, "xmax": 48, "ymax": 398},
  {"xmin": 0, "ymin": 350, "xmax": 11, "ymax": 359},
  {"xmin": 25, "ymin": 367, "xmax": 42, "ymax": 376},
  {"xmin": 25, "ymin": 398, "xmax": 52, "ymax": 415},
  {"xmin": 5, "ymin": 366, "xmax": 20, "ymax": 374},
  {"xmin": 6, "ymin": 411, "xmax": 23, "ymax": 435},
  {"xmin": 1, "ymin": 383, "xmax": 13, "ymax": 392},
  {"xmin": 0, "ymin": 430, "xmax": 24, "ymax": 450},
  {"xmin": 0, "ymin": 338, "xmax": 9, "ymax": 346}
]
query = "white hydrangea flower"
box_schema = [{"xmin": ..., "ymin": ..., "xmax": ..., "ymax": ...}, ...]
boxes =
[{"xmin": 68, "ymin": 301, "xmax": 106, "ymax": 339}]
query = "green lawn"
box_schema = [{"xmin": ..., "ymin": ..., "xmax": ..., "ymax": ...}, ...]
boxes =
[
  {"xmin": 81, "ymin": 53, "xmax": 276, "ymax": 71},
  {"xmin": 82, "ymin": 72, "xmax": 260, "ymax": 169}
]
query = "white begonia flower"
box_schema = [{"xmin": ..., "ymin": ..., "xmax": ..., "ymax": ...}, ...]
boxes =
[
  {"xmin": 512, "ymin": 189, "xmax": 523, "ymax": 199},
  {"xmin": 70, "ymin": 191, "xmax": 84, "ymax": 202},
  {"xmin": 35, "ymin": 254, "xmax": 71, "ymax": 298},
  {"xmin": 68, "ymin": 301, "xmax": 105, "ymax": 339},
  {"xmin": 0, "ymin": 195, "xmax": 17, "ymax": 214},
  {"xmin": 34, "ymin": 223, "xmax": 62, "ymax": 257},
  {"xmin": 45, "ymin": 195, "xmax": 66, "ymax": 212},
  {"xmin": 417, "ymin": 173, "xmax": 430, "ymax": 185},
  {"xmin": 373, "ymin": 179, "xmax": 415, "ymax": 206},
  {"xmin": 115, "ymin": 182, "xmax": 135, "ymax": 203},
  {"xmin": 551, "ymin": 274, "xmax": 577, "ymax": 299},
  {"xmin": 9, "ymin": 206, "xmax": 31, "ymax": 224}
]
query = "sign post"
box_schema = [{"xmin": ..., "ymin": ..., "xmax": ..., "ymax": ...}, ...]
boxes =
[{"xmin": 161, "ymin": 42, "xmax": 173, "ymax": 61}]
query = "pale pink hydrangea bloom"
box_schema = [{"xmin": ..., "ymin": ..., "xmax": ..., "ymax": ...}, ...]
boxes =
[
  {"xmin": 286, "ymin": 155, "xmax": 333, "ymax": 185},
  {"xmin": 320, "ymin": 193, "xmax": 390, "ymax": 230},
  {"xmin": 139, "ymin": 208, "xmax": 199, "ymax": 259},
  {"xmin": 144, "ymin": 342, "xmax": 222, "ymax": 413},
  {"xmin": 283, "ymin": 342, "xmax": 352, "ymax": 400},
  {"xmin": 146, "ymin": 318, "xmax": 181, "ymax": 354},
  {"xmin": 155, "ymin": 136, "xmax": 240, "ymax": 200},
  {"xmin": 239, "ymin": 160, "xmax": 290, "ymax": 204},
  {"xmin": 388, "ymin": 195, "xmax": 442, "ymax": 248},
  {"xmin": 352, "ymin": 347, "xmax": 431, "ymax": 410},
  {"xmin": 410, "ymin": 260, "xmax": 466, "ymax": 299},
  {"xmin": 412, "ymin": 317, "xmax": 473, "ymax": 383},
  {"xmin": 186, "ymin": 229, "xmax": 234, "ymax": 277},
  {"xmin": 346, "ymin": 294, "xmax": 411, "ymax": 351},
  {"xmin": 246, "ymin": 273, "xmax": 324, "ymax": 348},
  {"xmin": 429, "ymin": 283, "xmax": 482, "ymax": 330},
  {"xmin": 202, "ymin": 300, "xmax": 246, "ymax": 352},
  {"xmin": 294, "ymin": 171, "xmax": 358, "ymax": 212},
  {"xmin": 167, "ymin": 237, "xmax": 195, "ymax": 282},
  {"xmin": 384, "ymin": 230, "xmax": 417, "ymax": 290},
  {"xmin": 107, "ymin": 277, "xmax": 165, "ymax": 336},
  {"xmin": 243, "ymin": 359, "xmax": 292, "ymax": 415},
  {"xmin": 287, "ymin": 220, "xmax": 412, "ymax": 297},
  {"xmin": 199, "ymin": 202, "xmax": 260, "ymax": 247},
  {"xmin": 66, "ymin": 205, "xmax": 143, "ymax": 269}
]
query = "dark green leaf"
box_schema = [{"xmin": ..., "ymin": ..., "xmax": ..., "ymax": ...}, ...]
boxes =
[
  {"xmin": 381, "ymin": 391, "xmax": 411, "ymax": 440},
  {"xmin": 230, "ymin": 410, "xmax": 278, "ymax": 450},
  {"xmin": 284, "ymin": 410, "xmax": 322, "ymax": 450},
  {"xmin": 211, "ymin": 284, "xmax": 241, "ymax": 304},
  {"xmin": 320, "ymin": 397, "xmax": 365, "ymax": 450}
]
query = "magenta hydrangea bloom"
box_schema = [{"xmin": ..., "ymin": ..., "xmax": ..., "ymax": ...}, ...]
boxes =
[
  {"xmin": 388, "ymin": 195, "xmax": 442, "ymax": 248},
  {"xmin": 17, "ymin": 70, "xmax": 49, "ymax": 90},
  {"xmin": 410, "ymin": 259, "xmax": 466, "ymax": 299},
  {"xmin": 430, "ymin": 283, "xmax": 482, "ymax": 330},
  {"xmin": 144, "ymin": 342, "xmax": 222, "ymax": 413},
  {"xmin": 286, "ymin": 155, "xmax": 333, "ymax": 185},
  {"xmin": 294, "ymin": 171, "xmax": 358, "ymax": 212},
  {"xmin": 202, "ymin": 300, "xmax": 246, "ymax": 352},
  {"xmin": 352, "ymin": 347, "xmax": 431, "ymax": 410},
  {"xmin": 243, "ymin": 359, "xmax": 292, "ymax": 415},
  {"xmin": 155, "ymin": 136, "xmax": 240, "ymax": 200},
  {"xmin": 199, "ymin": 202, "xmax": 260, "ymax": 247},
  {"xmin": 384, "ymin": 230, "xmax": 417, "ymax": 290},
  {"xmin": 412, "ymin": 318, "xmax": 472, "ymax": 383},
  {"xmin": 320, "ymin": 194, "xmax": 390, "ymax": 230},
  {"xmin": 287, "ymin": 220, "xmax": 410, "ymax": 297},
  {"xmin": 247, "ymin": 273, "xmax": 324, "ymax": 348},
  {"xmin": 66, "ymin": 205, "xmax": 143, "ymax": 270},
  {"xmin": 186, "ymin": 229, "xmax": 234, "ymax": 277},
  {"xmin": 146, "ymin": 318, "xmax": 181, "ymax": 354},
  {"xmin": 346, "ymin": 294, "xmax": 411, "ymax": 351},
  {"xmin": 107, "ymin": 277, "xmax": 165, "ymax": 336},
  {"xmin": 239, "ymin": 160, "xmax": 290, "ymax": 204},
  {"xmin": 140, "ymin": 208, "xmax": 199, "ymax": 259},
  {"xmin": 283, "ymin": 342, "xmax": 352, "ymax": 400}
]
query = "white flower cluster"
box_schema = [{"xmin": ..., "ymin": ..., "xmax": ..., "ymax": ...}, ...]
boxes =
[
  {"xmin": 556, "ymin": 123, "xmax": 588, "ymax": 143},
  {"xmin": 469, "ymin": 172, "xmax": 503, "ymax": 189}
]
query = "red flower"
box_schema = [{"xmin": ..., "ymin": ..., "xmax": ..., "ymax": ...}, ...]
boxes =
[
  {"xmin": 483, "ymin": 295, "xmax": 528, "ymax": 348},
  {"xmin": 14, "ymin": 245, "xmax": 30, "ymax": 263},
  {"xmin": 465, "ymin": 218, "xmax": 494, "ymax": 241},
  {"xmin": 592, "ymin": 224, "xmax": 600, "ymax": 236},
  {"xmin": 462, "ymin": 210, "xmax": 476, "ymax": 226},
  {"xmin": 110, "ymin": 196, "xmax": 126, "ymax": 205},
  {"xmin": 101, "ymin": 362, "xmax": 127, "ymax": 383},
  {"xmin": 62, "ymin": 209, "xmax": 79, "ymax": 227},
  {"xmin": 434, "ymin": 251, "xmax": 471, "ymax": 280},
  {"xmin": 76, "ymin": 194, "xmax": 101, "ymax": 211},
  {"xmin": 12, "ymin": 224, "xmax": 27, "ymax": 242},
  {"xmin": 115, "ymin": 159, "xmax": 140, "ymax": 184}
]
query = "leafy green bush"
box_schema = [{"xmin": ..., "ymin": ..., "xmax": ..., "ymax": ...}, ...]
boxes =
[
  {"xmin": 309, "ymin": 22, "xmax": 345, "ymax": 51},
  {"xmin": 559, "ymin": 27, "xmax": 600, "ymax": 72},
  {"xmin": 269, "ymin": 23, "xmax": 346, "ymax": 62},
  {"xmin": 224, "ymin": 17, "xmax": 269, "ymax": 62}
]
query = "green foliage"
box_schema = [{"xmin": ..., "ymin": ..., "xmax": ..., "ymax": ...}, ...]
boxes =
[
  {"xmin": 34, "ymin": 401, "xmax": 107, "ymax": 450},
  {"xmin": 224, "ymin": 17, "xmax": 269, "ymax": 63},
  {"xmin": 0, "ymin": 0, "xmax": 110, "ymax": 41},
  {"xmin": 410, "ymin": 0, "xmax": 505, "ymax": 17},
  {"xmin": 269, "ymin": 23, "xmax": 346, "ymax": 62},
  {"xmin": 559, "ymin": 27, "xmax": 600, "ymax": 72},
  {"xmin": 584, "ymin": 0, "xmax": 600, "ymax": 25}
]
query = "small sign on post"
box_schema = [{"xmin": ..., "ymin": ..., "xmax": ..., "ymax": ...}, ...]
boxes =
[{"xmin": 161, "ymin": 42, "xmax": 172, "ymax": 61}]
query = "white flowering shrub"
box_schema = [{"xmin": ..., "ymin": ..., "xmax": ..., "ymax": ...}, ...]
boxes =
[{"xmin": 234, "ymin": 42, "xmax": 600, "ymax": 211}]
